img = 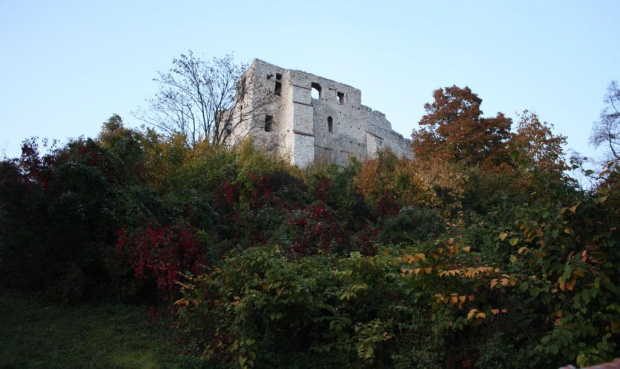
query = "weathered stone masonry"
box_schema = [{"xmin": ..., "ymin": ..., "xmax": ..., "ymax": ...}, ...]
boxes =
[{"xmin": 227, "ymin": 59, "xmax": 413, "ymax": 167}]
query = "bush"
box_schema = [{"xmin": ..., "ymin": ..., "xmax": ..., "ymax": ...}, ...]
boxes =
[
  {"xmin": 0, "ymin": 139, "xmax": 123, "ymax": 300},
  {"xmin": 116, "ymin": 223, "xmax": 206, "ymax": 300},
  {"xmin": 0, "ymin": 137, "xmax": 166, "ymax": 301},
  {"xmin": 174, "ymin": 184, "xmax": 620, "ymax": 368},
  {"xmin": 175, "ymin": 247, "xmax": 400, "ymax": 368}
]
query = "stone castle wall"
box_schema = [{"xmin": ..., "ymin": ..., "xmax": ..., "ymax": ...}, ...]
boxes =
[{"xmin": 226, "ymin": 59, "xmax": 413, "ymax": 167}]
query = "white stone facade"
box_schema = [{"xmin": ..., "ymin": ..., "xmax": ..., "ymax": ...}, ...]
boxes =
[{"xmin": 226, "ymin": 59, "xmax": 413, "ymax": 167}]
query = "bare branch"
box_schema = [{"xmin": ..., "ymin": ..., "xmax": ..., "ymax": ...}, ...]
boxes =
[
  {"xmin": 132, "ymin": 51, "xmax": 267, "ymax": 147},
  {"xmin": 590, "ymin": 81, "xmax": 620, "ymax": 160}
]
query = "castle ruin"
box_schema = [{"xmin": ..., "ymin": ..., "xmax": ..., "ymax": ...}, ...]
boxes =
[{"xmin": 226, "ymin": 59, "xmax": 413, "ymax": 167}]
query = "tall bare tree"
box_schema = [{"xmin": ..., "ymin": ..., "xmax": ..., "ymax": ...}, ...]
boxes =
[
  {"xmin": 590, "ymin": 81, "xmax": 620, "ymax": 160},
  {"xmin": 133, "ymin": 51, "xmax": 271, "ymax": 146}
]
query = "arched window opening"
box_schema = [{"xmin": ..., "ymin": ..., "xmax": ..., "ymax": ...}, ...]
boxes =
[
  {"xmin": 265, "ymin": 115, "xmax": 273, "ymax": 132},
  {"xmin": 311, "ymin": 82, "xmax": 322, "ymax": 100},
  {"xmin": 327, "ymin": 116, "xmax": 333, "ymax": 133}
]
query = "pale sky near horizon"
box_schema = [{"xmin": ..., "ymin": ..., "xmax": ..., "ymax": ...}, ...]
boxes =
[{"xmin": 1, "ymin": 1, "xmax": 618, "ymax": 168}]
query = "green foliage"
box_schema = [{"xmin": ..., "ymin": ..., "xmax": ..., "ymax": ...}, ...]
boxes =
[
  {"xmin": 499, "ymin": 189, "xmax": 620, "ymax": 367},
  {"xmin": 174, "ymin": 167, "xmax": 620, "ymax": 367},
  {"xmin": 0, "ymin": 137, "xmax": 128, "ymax": 301},
  {"xmin": 304, "ymin": 158, "xmax": 366, "ymax": 215},
  {"xmin": 99, "ymin": 114, "xmax": 147, "ymax": 184},
  {"xmin": 378, "ymin": 206, "xmax": 443, "ymax": 244},
  {"xmin": 175, "ymin": 247, "xmax": 401, "ymax": 368},
  {"xmin": 3, "ymin": 111, "xmax": 619, "ymax": 368}
]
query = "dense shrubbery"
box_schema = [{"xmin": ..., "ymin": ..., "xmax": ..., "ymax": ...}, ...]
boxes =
[
  {"xmin": 0, "ymin": 137, "xmax": 132, "ymax": 301},
  {"xmin": 173, "ymin": 160, "xmax": 619, "ymax": 368},
  {"xmin": 1, "ymin": 107, "xmax": 618, "ymax": 368}
]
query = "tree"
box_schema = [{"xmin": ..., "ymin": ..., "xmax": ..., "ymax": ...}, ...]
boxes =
[
  {"xmin": 511, "ymin": 110, "xmax": 568, "ymax": 176},
  {"xmin": 133, "ymin": 51, "xmax": 272, "ymax": 147},
  {"xmin": 412, "ymin": 86, "xmax": 512, "ymax": 169},
  {"xmin": 590, "ymin": 81, "xmax": 620, "ymax": 160},
  {"xmin": 98, "ymin": 114, "xmax": 145, "ymax": 182}
]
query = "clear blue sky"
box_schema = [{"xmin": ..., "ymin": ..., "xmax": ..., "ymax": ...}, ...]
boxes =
[{"xmin": 1, "ymin": 0, "xmax": 618, "ymax": 164}]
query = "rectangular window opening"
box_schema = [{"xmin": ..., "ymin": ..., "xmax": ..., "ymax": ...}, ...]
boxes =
[
  {"xmin": 275, "ymin": 81, "xmax": 282, "ymax": 96},
  {"xmin": 337, "ymin": 92, "xmax": 345, "ymax": 104},
  {"xmin": 311, "ymin": 82, "xmax": 322, "ymax": 99},
  {"xmin": 265, "ymin": 115, "xmax": 273, "ymax": 132}
]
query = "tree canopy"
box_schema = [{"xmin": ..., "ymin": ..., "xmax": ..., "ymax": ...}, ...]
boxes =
[{"xmin": 412, "ymin": 86, "xmax": 513, "ymax": 169}]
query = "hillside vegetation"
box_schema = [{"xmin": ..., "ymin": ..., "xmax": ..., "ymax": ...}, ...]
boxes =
[{"xmin": 1, "ymin": 87, "xmax": 618, "ymax": 369}]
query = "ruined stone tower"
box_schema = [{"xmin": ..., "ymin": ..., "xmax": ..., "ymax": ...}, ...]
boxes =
[{"xmin": 226, "ymin": 59, "xmax": 412, "ymax": 167}]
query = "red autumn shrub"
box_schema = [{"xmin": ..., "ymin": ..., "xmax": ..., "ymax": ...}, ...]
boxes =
[{"xmin": 116, "ymin": 223, "xmax": 206, "ymax": 299}]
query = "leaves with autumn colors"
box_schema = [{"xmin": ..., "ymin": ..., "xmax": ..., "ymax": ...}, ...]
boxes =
[
  {"xmin": 356, "ymin": 150, "xmax": 467, "ymax": 220},
  {"xmin": 412, "ymin": 86, "xmax": 513, "ymax": 169},
  {"xmin": 1, "ymin": 81, "xmax": 619, "ymax": 368}
]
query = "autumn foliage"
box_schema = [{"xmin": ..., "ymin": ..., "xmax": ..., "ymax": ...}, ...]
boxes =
[
  {"xmin": 1, "ymin": 84, "xmax": 618, "ymax": 368},
  {"xmin": 412, "ymin": 86, "xmax": 513, "ymax": 169}
]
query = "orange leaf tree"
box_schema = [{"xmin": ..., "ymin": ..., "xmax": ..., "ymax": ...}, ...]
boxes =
[
  {"xmin": 510, "ymin": 110, "xmax": 568, "ymax": 183},
  {"xmin": 412, "ymin": 86, "xmax": 513, "ymax": 170}
]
